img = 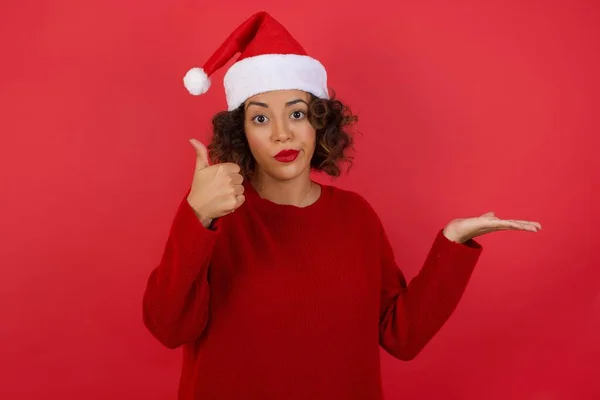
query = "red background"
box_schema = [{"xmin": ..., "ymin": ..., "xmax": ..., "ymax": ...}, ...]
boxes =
[{"xmin": 1, "ymin": 0, "xmax": 598, "ymax": 399}]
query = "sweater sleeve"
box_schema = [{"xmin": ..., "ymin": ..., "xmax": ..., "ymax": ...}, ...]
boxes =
[
  {"xmin": 142, "ymin": 189, "xmax": 219, "ymax": 349},
  {"xmin": 378, "ymin": 226, "xmax": 483, "ymax": 361}
]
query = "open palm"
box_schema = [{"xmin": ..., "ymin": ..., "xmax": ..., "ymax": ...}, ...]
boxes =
[{"xmin": 443, "ymin": 212, "xmax": 542, "ymax": 244}]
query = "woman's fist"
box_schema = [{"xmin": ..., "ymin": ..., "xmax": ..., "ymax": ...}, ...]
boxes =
[{"xmin": 186, "ymin": 139, "xmax": 245, "ymax": 227}]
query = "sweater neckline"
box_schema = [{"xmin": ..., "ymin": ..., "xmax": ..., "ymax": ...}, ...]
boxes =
[{"xmin": 244, "ymin": 179, "xmax": 330, "ymax": 216}]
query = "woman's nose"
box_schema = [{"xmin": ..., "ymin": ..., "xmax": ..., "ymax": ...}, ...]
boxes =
[{"xmin": 272, "ymin": 121, "xmax": 291, "ymax": 142}]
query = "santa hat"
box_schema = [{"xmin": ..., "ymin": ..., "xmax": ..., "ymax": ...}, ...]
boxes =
[{"xmin": 183, "ymin": 11, "xmax": 330, "ymax": 111}]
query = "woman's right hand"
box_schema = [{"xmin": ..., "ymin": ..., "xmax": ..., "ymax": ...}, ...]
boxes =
[{"xmin": 186, "ymin": 139, "xmax": 246, "ymax": 228}]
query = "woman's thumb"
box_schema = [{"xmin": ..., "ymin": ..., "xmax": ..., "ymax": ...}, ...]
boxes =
[{"xmin": 189, "ymin": 138, "xmax": 210, "ymax": 169}]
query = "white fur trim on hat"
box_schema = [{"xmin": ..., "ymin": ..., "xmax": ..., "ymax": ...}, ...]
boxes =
[
  {"xmin": 183, "ymin": 67, "xmax": 211, "ymax": 95},
  {"xmin": 223, "ymin": 54, "xmax": 329, "ymax": 111}
]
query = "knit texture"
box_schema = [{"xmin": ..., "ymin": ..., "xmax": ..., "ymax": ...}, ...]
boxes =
[{"xmin": 143, "ymin": 181, "xmax": 483, "ymax": 399}]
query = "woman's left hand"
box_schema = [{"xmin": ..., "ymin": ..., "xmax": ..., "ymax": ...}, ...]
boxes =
[{"xmin": 443, "ymin": 212, "xmax": 542, "ymax": 244}]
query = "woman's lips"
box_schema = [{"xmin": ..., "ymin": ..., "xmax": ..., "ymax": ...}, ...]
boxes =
[{"xmin": 274, "ymin": 149, "xmax": 300, "ymax": 163}]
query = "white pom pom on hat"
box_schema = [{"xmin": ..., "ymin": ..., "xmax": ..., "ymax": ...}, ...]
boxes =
[
  {"xmin": 182, "ymin": 11, "xmax": 329, "ymax": 111},
  {"xmin": 183, "ymin": 67, "xmax": 211, "ymax": 95}
]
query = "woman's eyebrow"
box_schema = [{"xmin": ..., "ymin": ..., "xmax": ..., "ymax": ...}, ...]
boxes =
[
  {"xmin": 285, "ymin": 99, "xmax": 308, "ymax": 107},
  {"xmin": 246, "ymin": 101, "xmax": 268, "ymax": 110}
]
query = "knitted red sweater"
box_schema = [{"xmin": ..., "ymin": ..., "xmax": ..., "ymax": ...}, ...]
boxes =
[{"xmin": 143, "ymin": 181, "xmax": 483, "ymax": 399}]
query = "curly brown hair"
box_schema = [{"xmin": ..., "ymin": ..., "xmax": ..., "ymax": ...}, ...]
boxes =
[{"xmin": 207, "ymin": 90, "xmax": 358, "ymax": 180}]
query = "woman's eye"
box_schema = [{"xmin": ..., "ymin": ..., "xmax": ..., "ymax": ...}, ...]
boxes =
[
  {"xmin": 253, "ymin": 115, "xmax": 268, "ymax": 124},
  {"xmin": 291, "ymin": 110, "xmax": 305, "ymax": 119}
]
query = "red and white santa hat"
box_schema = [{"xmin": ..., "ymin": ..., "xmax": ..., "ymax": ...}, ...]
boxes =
[{"xmin": 183, "ymin": 11, "xmax": 330, "ymax": 111}]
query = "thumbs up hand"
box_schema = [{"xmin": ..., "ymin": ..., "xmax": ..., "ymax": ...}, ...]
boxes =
[{"xmin": 186, "ymin": 138, "xmax": 246, "ymax": 228}]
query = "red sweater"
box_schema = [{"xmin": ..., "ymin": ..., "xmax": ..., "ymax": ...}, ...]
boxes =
[{"xmin": 143, "ymin": 181, "xmax": 483, "ymax": 399}]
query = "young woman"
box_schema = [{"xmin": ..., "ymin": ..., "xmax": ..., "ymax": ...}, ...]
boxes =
[{"xmin": 142, "ymin": 11, "xmax": 542, "ymax": 400}]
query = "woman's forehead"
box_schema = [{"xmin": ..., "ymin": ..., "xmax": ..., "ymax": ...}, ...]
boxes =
[{"xmin": 246, "ymin": 89, "xmax": 310, "ymax": 104}]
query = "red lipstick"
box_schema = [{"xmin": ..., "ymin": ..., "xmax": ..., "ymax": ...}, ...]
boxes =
[{"xmin": 274, "ymin": 149, "xmax": 300, "ymax": 163}]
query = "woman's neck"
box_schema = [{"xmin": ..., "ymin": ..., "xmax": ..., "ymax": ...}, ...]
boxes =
[{"xmin": 251, "ymin": 170, "xmax": 319, "ymax": 208}]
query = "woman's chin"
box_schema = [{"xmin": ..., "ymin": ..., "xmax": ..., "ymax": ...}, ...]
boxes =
[{"xmin": 265, "ymin": 162, "xmax": 309, "ymax": 181}]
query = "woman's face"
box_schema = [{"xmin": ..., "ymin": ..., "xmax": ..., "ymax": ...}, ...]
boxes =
[{"xmin": 243, "ymin": 89, "xmax": 316, "ymax": 182}]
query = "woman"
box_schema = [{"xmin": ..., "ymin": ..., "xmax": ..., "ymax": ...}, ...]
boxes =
[{"xmin": 142, "ymin": 11, "xmax": 541, "ymax": 400}]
